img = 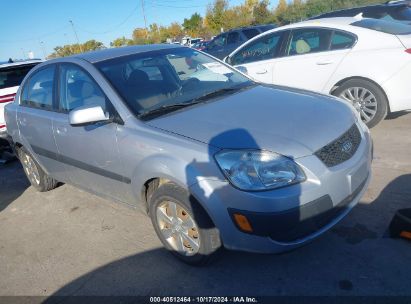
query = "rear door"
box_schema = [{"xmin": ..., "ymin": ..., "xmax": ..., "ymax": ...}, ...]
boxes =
[
  {"xmin": 52, "ymin": 63, "xmax": 128, "ymax": 201},
  {"xmin": 273, "ymin": 28, "xmax": 355, "ymax": 92},
  {"xmin": 16, "ymin": 65, "xmax": 67, "ymax": 181},
  {"xmin": 0, "ymin": 63, "xmax": 38, "ymax": 133},
  {"xmin": 230, "ymin": 30, "xmax": 288, "ymax": 84}
]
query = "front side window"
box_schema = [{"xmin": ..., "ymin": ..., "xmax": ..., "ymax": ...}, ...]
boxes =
[
  {"xmin": 21, "ymin": 66, "xmax": 55, "ymax": 110},
  {"xmin": 330, "ymin": 31, "xmax": 356, "ymax": 50},
  {"xmin": 96, "ymin": 48, "xmax": 252, "ymax": 119},
  {"xmin": 58, "ymin": 64, "xmax": 108, "ymax": 113},
  {"xmin": 231, "ymin": 32, "xmax": 284, "ymax": 65},
  {"xmin": 287, "ymin": 28, "xmax": 332, "ymax": 56},
  {"xmin": 227, "ymin": 32, "xmax": 240, "ymax": 44},
  {"xmin": 210, "ymin": 34, "xmax": 227, "ymax": 48}
]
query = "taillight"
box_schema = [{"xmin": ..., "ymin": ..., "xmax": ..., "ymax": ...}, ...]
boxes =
[
  {"xmin": 0, "ymin": 93, "xmax": 16, "ymax": 104},
  {"xmin": 405, "ymin": 49, "xmax": 411, "ymax": 54}
]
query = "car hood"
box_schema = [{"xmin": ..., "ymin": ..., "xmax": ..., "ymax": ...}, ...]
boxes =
[{"xmin": 146, "ymin": 85, "xmax": 356, "ymax": 158}]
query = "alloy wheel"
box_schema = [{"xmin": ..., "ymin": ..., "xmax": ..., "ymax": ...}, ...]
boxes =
[
  {"xmin": 339, "ymin": 87, "xmax": 378, "ymax": 124},
  {"xmin": 22, "ymin": 153, "xmax": 40, "ymax": 186},
  {"xmin": 156, "ymin": 201, "xmax": 200, "ymax": 256}
]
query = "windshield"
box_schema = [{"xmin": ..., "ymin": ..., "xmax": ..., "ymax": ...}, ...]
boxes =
[
  {"xmin": 96, "ymin": 47, "xmax": 252, "ymax": 119},
  {"xmin": 351, "ymin": 18, "xmax": 411, "ymax": 35}
]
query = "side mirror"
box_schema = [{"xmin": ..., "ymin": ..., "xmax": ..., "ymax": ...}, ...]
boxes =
[
  {"xmin": 236, "ymin": 66, "xmax": 248, "ymax": 75},
  {"xmin": 69, "ymin": 105, "xmax": 110, "ymax": 126}
]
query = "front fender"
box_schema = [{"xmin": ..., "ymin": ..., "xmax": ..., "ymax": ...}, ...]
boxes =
[{"xmin": 131, "ymin": 152, "xmax": 225, "ymax": 205}]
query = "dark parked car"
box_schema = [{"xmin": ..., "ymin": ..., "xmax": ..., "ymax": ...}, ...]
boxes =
[
  {"xmin": 310, "ymin": 0, "xmax": 411, "ymax": 24},
  {"xmin": 204, "ymin": 24, "xmax": 276, "ymax": 59}
]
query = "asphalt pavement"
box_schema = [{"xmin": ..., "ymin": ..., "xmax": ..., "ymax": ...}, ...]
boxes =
[{"xmin": 0, "ymin": 112, "xmax": 410, "ymax": 297}]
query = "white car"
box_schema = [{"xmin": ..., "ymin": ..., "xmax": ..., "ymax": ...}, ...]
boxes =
[
  {"xmin": 0, "ymin": 60, "xmax": 41, "ymax": 141},
  {"xmin": 225, "ymin": 17, "xmax": 411, "ymax": 127}
]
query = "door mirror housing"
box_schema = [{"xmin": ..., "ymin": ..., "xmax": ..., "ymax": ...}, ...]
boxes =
[
  {"xmin": 69, "ymin": 106, "xmax": 110, "ymax": 126},
  {"xmin": 235, "ymin": 65, "xmax": 248, "ymax": 75}
]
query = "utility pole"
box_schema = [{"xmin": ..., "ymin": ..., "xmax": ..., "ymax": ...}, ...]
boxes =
[
  {"xmin": 69, "ymin": 20, "xmax": 83, "ymax": 53},
  {"xmin": 141, "ymin": 0, "xmax": 148, "ymax": 38}
]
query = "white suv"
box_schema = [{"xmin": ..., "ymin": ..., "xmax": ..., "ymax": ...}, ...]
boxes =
[{"xmin": 0, "ymin": 60, "xmax": 41, "ymax": 142}]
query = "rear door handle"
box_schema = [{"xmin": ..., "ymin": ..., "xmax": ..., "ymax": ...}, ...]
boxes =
[
  {"xmin": 18, "ymin": 118, "xmax": 27, "ymax": 127},
  {"xmin": 316, "ymin": 61, "xmax": 334, "ymax": 65},
  {"xmin": 256, "ymin": 69, "xmax": 267, "ymax": 74}
]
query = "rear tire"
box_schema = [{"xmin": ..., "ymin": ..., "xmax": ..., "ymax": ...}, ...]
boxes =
[
  {"xmin": 149, "ymin": 182, "xmax": 221, "ymax": 265},
  {"xmin": 333, "ymin": 79, "xmax": 388, "ymax": 128},
  {"xmin": 18, "ymin": 147, "xmax": 58, "ymax": 192}
]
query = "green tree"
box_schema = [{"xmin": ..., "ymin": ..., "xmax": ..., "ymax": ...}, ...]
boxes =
[
  {"xmin": 48, "ymin": 40, "xmax": 105, "ymax": 58},
  {"xmin": 183, "ymin": 13, "xmax": 203, "ymax": 36},
  {"xmin": 110, "ymin": 36, "xmax": 134, "ymax": 47},
  {"xmin": 205, "ymin": 0, "xmax": 229, "ymax": 34}
]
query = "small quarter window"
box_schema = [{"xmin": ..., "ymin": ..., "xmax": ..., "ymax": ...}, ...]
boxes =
[{"xmin": 331, "ymin": 31, "xmax": 356, "ymax": 50}]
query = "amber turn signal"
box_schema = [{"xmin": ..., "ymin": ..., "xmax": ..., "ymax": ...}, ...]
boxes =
[
  {"xmin": 400, "ymin": 231, "xmax": 411, "ymax": 240},
  {"xmin": 233, "ymin": 213, "xmax": 253, "ymax": 233}
]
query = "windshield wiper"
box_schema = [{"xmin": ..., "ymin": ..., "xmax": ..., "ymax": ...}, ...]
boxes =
[
  {"xmin": 138, "ymin": 103, "xmax": 196, "ymax": 120},
  {"xmin": 138, "ymin": 83, "xmax": 255, "ymax": 120}
]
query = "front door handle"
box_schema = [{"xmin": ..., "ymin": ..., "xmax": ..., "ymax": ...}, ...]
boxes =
[
  {"xmin": 256, "ymin": 69, "xmax": 268, "ymax": 74},
  {"xmin": 56, "ymin": 126, "xmax": 67, "ymax": 135},
  {"xmin": 316, "ymin": 61, "xmax": 334, "ymax": 65}
]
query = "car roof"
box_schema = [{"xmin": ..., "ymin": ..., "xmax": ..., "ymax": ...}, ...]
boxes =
[
  {"xmin": 311, "ymin": 1, "xmax": 411, "ymax": 19},
  {"xmin": 0, "ymin": 59, "xmax": 42, "ymax": 69},
  {"xmin": 72, "ymin": 44, "xmax": 181, "ymax": 63},
  {"xmin": 294, "ymin": 17, "xmax": 363, "ymax": 28}
]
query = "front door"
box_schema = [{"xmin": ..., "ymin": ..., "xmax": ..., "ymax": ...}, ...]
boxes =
[
  {"xmin": 52, "ymin": 63, "xmax": 129, "ymax": 201},
  {"xmin": 232, "ymin": 30, "xmax": 287, "ymax": 84}
]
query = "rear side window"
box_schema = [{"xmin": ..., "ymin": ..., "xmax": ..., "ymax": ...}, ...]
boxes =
[
  {"xmin": 0, "ymin": 64, "xmax": 37, "ymax": 90},
  {"xmin": 231, "ymin": 32, "xmax": 284, "ymax": 65},
  {"xmin": 351, "ymin": 19, "xmax": 411, "ymax": 35},
  {"xmin": 59, "ymin": 64, "xmax": 108, "ymax": 113},
  {"xmin": 21, "ymin": 66, "xmax": 55, "ymax": 110},
  {"xmin": 287, "ymin": 28, "xmax": 332, "ymax": 56},
  {"xmin": 331, "ymin": 31, "xmax": 356, "ymax": 50},
  {"xmin": 242, "ymin": 28, "xmax": 260, "ymax": 39}
]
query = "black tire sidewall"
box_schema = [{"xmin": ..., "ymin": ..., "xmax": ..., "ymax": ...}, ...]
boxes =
[
  {"xmin": 149, "ymin": 183, "xmax": 221, "ymax": 265},
  {"xmin": 333, "ymin": 79, "xmax": 388, "ymax": 128}
]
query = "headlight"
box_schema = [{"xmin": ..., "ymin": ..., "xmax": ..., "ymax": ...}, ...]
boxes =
[{"xmin": 215, "ymin": 150, "xmax": 306, "ymax": 191}]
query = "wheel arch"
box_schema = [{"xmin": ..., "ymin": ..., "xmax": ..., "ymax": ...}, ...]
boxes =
[{"xmin": 329, "ymin": 76, "xmax": 391, "ymax": 113}]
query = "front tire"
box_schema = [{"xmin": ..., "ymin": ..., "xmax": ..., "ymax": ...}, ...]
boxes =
[
  {"xmin": 18, "ymin": 147, "xmax": 58, "ymax": 192},
  {"xmin": 149, "ymin": 182, "xmax": 221, "ymax": 265},
  {"xmin": 333, "ymin": 79, "xmax": 388, "ymax": 128}
]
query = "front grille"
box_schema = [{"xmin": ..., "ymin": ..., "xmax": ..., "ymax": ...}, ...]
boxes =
[{"xmin": 315, "ymin": 124, "xmax": 361, "ymax": 167}]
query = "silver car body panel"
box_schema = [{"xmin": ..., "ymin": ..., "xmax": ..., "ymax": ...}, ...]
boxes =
[{"xmin": 5, "ymin": 46, "xmax": 372, "ymax": 253}]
